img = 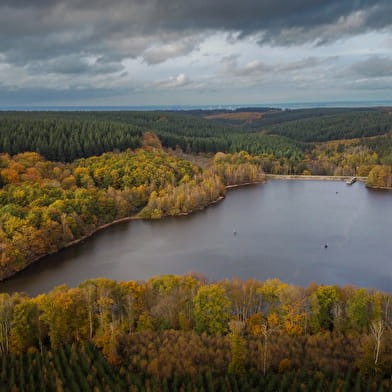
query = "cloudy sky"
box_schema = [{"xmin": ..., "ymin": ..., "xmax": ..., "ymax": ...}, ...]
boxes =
[{"xmin": 0, "ymin": 0, "xmax": 391, "ymax": 106}]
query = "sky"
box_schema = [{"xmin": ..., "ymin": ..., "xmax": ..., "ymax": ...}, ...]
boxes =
[{"xmin": 0, "ymin": 0, "xmax": 391, "ymax": 106}]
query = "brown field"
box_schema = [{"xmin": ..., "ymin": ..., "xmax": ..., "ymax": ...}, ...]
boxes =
[{"xmin": 379, "ymin": 107, "xmax": 392, "ymax": 114}]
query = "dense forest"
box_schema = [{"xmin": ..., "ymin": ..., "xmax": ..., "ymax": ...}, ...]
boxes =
[
  {"xmin": 266, "ymin": 111, "xmax": 392, "ymax": 142},
  {"xmin": 1, "ymin": 108, "xmax": 392, "ymax": 185},
  {"xmin": 0, "ymin": 275, "xmax": 390, "ymax": 391},
  {"xmin": 0, "ymin": 111, "xmax": 304, "ymax": 160},
  {"xmin": 205, "ymin": 107, "xmax": 373, "ymax": 129}
]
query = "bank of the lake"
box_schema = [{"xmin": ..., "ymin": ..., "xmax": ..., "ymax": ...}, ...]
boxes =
[
  {"xmin": 266, "ymin": 174, "xmax": 392, "ymax": 189},
  {"xmin": 1, "ymin": 180, "xmax": 391, "ymax": 296},
  {"xmin": 266, "ymin": 174, "xmax": 368, "ymax": 181},
  {"xmin": 1, "ymin": 179, "xmax": 267, "ymax": 283},
  {"xmin": 0, "ymin": 192, "xmax": 225, "ymax": 282}
]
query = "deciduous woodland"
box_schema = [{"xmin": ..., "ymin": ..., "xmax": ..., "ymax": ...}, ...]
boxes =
[{"xmin": 0, "ymin": 275, "xmax": 391, "ymax": 391}]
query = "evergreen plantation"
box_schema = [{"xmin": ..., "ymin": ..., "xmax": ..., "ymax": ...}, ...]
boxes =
[
  {"xmin": 266, "ymin": 110, "xmax": 392, "ymax": 142},
  {"xmin": 0, "ymin": 111, "xmax": 304, "ymax": 161}
]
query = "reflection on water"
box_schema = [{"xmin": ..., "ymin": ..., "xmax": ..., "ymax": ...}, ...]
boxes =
[{"xmin": 1, "ymin": 181, "xmax": 391, "ymax": 295}]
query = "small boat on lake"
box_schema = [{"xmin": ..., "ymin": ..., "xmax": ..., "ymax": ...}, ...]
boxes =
[{"xmin": 346, "ymin": 177, "xmax": 357, "ymax": 185}]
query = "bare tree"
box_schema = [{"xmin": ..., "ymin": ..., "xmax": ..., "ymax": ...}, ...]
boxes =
[{"xmin": 370, "ymin": 320, "xmax": 385, "ymax": 365}]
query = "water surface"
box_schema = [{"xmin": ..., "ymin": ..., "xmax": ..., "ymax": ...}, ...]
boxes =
[{"xmin": 1, "ymin": 180, "xmax": 391, "ymax": 295}]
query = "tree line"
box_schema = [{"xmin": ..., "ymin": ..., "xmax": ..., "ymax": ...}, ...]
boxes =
[{"xmin": 0, "ymin": 275, "xmax": 390, "ymax": 390}]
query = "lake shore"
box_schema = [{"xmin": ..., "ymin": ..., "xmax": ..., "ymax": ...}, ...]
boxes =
[
  {"xmin": 225, "ymin": 180, "xmax": 265, "ymax": 189},
  {"xmin": 1, "ymin": 181, "xmax": 263, "ymax": 282},
  {"xmin": 266, "ymin": 174, "xmax": 392, "ymax": 189},
  {"xmin": 0, "ymin": 214, "xmax": 146, "ymax": 282},
  {"xmin": 266, "ymin": 174, "xmax": 368, "ymax": 182}
]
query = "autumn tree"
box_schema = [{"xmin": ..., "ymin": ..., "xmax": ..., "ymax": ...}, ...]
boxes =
[
  {"xmin": 310, "ymin": 285, "xmax": 339, "ymax": 331},
  {"xmin": 10, "ymin": 298, "xmax": 42, "ymax": 353},
  {"xmin": 193, "ymin": 284, "xmax": 231, "ymax": 334}
]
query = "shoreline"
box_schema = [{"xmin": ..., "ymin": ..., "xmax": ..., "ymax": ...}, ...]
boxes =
[
  {"xmin": 62, "ymin": 215, "xmax": 144, "ymax": 249},
  {"xmin": 366, "ymin": 185, "xmax": 392, "ymax": 190},
  {"xmin": 265, "ymin": 174, "xmax": 392, "ymax": 189},
  {"xmin": 1, "ymin": 185, "xmax": 236, "ymax": 282},
  {"xmin": 1, "ymin": 180, "xmax": 265, "ymax": 282},
  {"xmin": 265, "ymin": 174, "xmax": 368, "ymax": 182},
  {"xmin": 0, "ymin": 214, "xmax": 145, "ymax": 283},
  {"xmin": 225, "ymin": 180, "xmax": 265, "ymax": 189}
]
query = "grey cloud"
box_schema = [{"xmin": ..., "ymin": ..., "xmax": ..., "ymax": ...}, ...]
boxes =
[
  {"xmin": 143, "ymin": 36, "xmax": 202, "ymax": 65},
  {"xmin": 27, "ymin": 56, "xmax": 90, "ymax": 75},
  {"xmin": 0, "ymin": 86, "xmax": 131, "ymax": 106},
  {"xmin": 222, "ymin": 55, "xmax": 336, "ymax": 81},
  {"xmin": 348, "ymin": 56, "xmax": 392, "ymax": 78},
  {"xmin": 347, "ymin": 78, "xmax": 392, "ymax": 90},
  {"xmin": 222, "ymin": 56, "xmax": 271, "ymax": 78},
  {"xmin": 27, "ymin": 55, "xmax": 124, "ymax": 75},
  {"xmin": 277, "ymin": 57, "xmax": 336, "ymax": 72},
  {"xmin": 154, "ymin": 74, "xmax": 192, "ymax": 89},
  {"xmin": 257, "ymin": 10, "xmax": 370, "ymax": 46}
]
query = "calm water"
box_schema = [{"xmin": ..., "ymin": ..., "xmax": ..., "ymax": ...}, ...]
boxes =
[{"xmin": 1, "ymin": 180, "xmax": 391, "ymax": 296}]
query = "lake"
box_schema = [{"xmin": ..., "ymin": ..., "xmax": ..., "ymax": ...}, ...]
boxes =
[{"xmin": 1, "ymin": 180, "xmax": 391, "ymax": 296}]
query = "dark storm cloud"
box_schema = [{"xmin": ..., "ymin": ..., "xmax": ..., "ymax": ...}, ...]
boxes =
[{"xmin": 0, "ymin": 0, "xmax": 391, "ymax": 68}]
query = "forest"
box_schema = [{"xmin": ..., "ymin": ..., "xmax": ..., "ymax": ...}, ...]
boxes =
[
  {"xmin": 1, "ymin": 108, "xmax": 392, "ymax": 186},
  {"xmin": 265, "ymin": 111, "xmax": 392, "ymax": 142},
  {"xmin": 0, "ymin": 275, "xmax": 390, "ymax": 391},
  {"xmin": 0, "ymin": 111, "xmax": 304, "ymax": 160},
  {"xmin": 0, "ymin": 108, "xmax": 392, "ymax": 391}
]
